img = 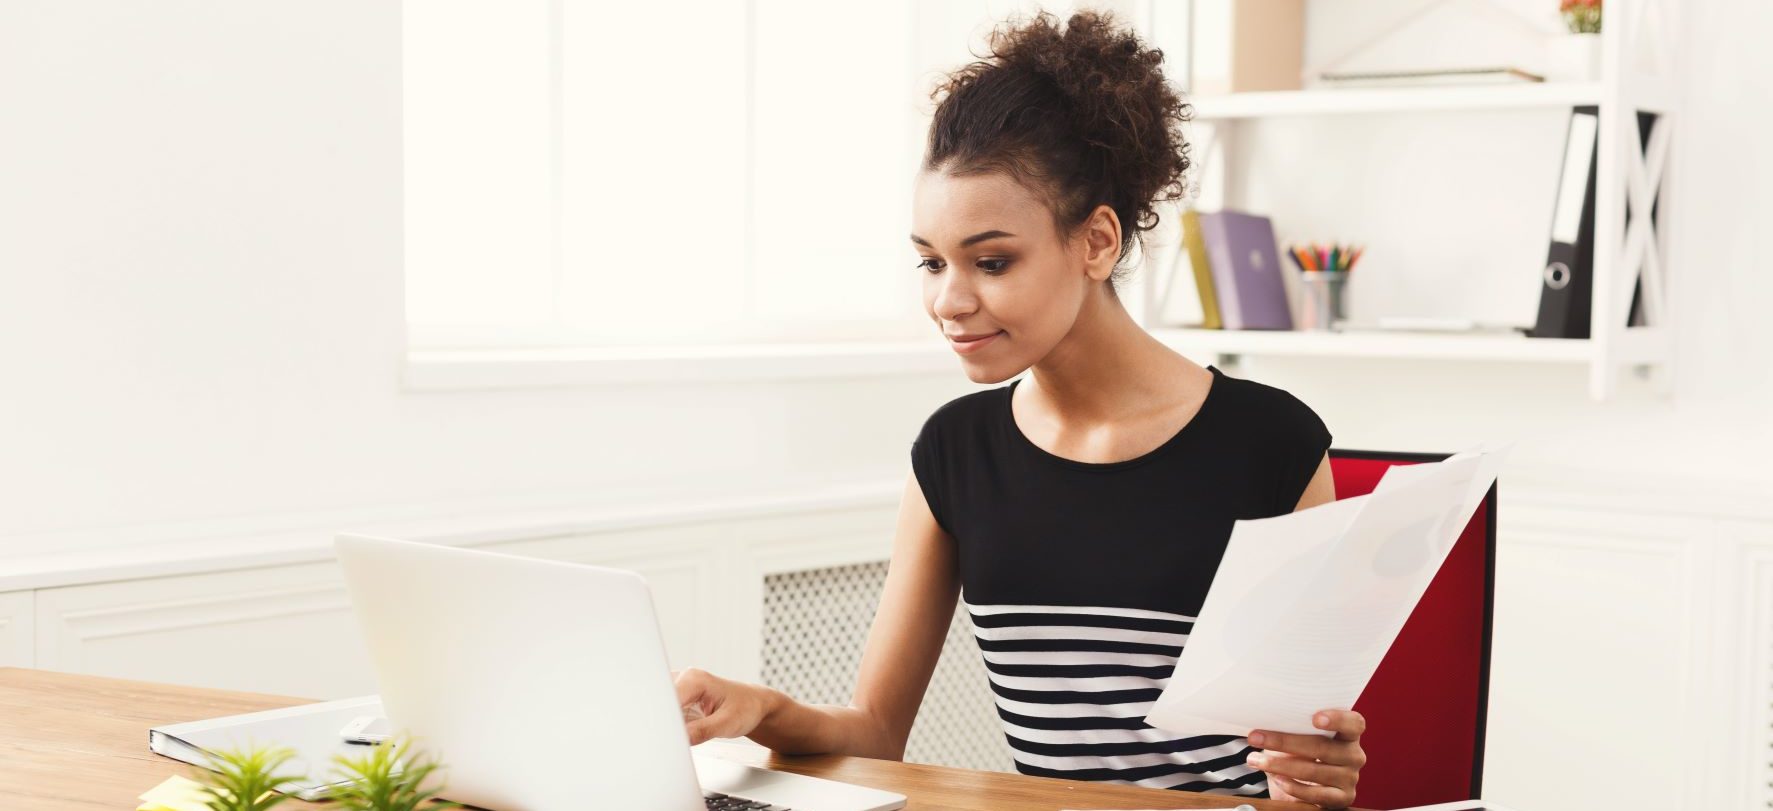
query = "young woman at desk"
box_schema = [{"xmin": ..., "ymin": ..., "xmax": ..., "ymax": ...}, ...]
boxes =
[{"xmin": 675, "ymin": 10, "xmax": 1366, "ymax": 808}]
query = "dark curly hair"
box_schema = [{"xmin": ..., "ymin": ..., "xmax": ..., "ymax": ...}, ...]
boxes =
[{"xmin": 923, "ymin": 9, "xmax": 1192, "ymax": 288}]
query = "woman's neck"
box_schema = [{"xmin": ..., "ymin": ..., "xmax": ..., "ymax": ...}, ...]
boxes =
[{"xmin": 1023, "ymin": 286, "xmax": 1202, "ymax": 422}]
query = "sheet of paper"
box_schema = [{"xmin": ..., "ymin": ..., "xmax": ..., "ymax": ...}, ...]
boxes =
[
  {"xmin": 1145, "ymin": 444, "xmax": 1508, "ymax": 739},
  {"xmin": 1150, "ymin": 494, "xmax": 1370, "ymax": 737}
]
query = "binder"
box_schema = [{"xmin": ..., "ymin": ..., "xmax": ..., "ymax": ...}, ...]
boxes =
[
  {"xmin": 1180, "ymin": 209, "xmax": 1222, "ymax": 329},
  {"xmin": 149, "ymin": 695, "xmax": 384, "ymax": 801},
  {"xmin": 1532, "ymin": 108, "xmax": 1654, "ymax": 338},
  {"xmin": 1197, "ymin": 209, "xmax": 1293, "ymax": 331},
  {"xmin": 1530, "ymin": 106, "xmax": 1598, "ymax": 339}
]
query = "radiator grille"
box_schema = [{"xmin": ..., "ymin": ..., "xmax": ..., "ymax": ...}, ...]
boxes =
[
  {"xmin": 1759, "ymin": 560, "xmax": 1773, "ymax": 810},
  {"xmin": 1765, "ymin": 617, "xmax": 1772, "ymax": 809},
  {"xmin": 760, "ymin": 560, "xmax": 1012, "ymax": 772}
]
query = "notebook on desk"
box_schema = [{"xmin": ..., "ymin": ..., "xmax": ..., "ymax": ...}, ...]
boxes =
[{"xmin": 148, "ymin": 695, "xmax": 384, "ymax": 801}]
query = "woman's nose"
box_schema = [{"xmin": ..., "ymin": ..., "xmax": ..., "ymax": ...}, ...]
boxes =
[{"xmin": 931, "ymin": 269, "xmax": 979, "ymax": 322}]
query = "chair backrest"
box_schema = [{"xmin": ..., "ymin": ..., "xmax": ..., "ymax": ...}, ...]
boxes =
[{"xmin": 1332, "ymin": 449, "xmax": 1495, "ymax": 810}]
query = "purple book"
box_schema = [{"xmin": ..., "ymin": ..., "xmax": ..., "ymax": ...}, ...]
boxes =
[{"xmin": 1197, "ymin": 210, "xmax": 1294, "ymax": 330}]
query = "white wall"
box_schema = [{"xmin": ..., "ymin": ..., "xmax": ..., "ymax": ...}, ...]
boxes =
[{"xmin": 0, "ymin": 1, "xmax": 976, "ymax": 560}]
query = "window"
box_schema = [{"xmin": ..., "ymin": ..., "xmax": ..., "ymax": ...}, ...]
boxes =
[{"xmin": 404, "ymin": 0, "xmax": 967, "ymax": 350}]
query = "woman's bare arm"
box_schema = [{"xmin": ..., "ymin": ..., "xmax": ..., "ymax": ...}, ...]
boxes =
[
  {"xmin": 741, "ymin": 472, "xmax": 960, "ymax": 759},
  {"xmin": 1293, "ymin": 453, "xmax": 1336, "ymax": 511}
]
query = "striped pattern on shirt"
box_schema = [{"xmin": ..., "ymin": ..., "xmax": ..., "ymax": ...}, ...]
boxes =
[{"xmin": 966, "ymin": 600, "xmax": 1268, "ymax": 796}]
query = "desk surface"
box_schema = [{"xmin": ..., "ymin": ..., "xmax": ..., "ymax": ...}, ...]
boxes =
[{"xmin": 0, "ymin": 668, "xmax": 1324, "ymax": 811}]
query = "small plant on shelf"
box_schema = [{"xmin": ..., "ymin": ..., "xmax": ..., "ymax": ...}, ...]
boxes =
[
  {"xmin": 329, "ymin": 735, "xmax": 461, "ymax": 811},
  {"xmin": 192, "ymin": 745, "xmax": 302, "ymax": 811},
  {"xmin": 1561, "ymin": 0, "xmax": 1602, "ymax": 33}
]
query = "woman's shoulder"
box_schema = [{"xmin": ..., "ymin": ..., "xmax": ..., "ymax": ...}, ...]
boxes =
[
  {"xmin": 1206, "ymin": 366, "xmax": 1331, "ymax": 444},
  {"xmin": 915, "ymin": 384, "xmax": 1010, "ymax": 441}
]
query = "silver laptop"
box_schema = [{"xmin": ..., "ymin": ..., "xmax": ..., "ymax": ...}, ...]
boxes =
[{"xmin": 335, "ymin": 533, "xmax": 906, "ymax": 811}]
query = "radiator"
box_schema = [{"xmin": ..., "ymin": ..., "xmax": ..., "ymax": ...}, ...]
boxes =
[{"xmin": 760, "ymin": 560, "xmax": 1012, "ymax": 772}]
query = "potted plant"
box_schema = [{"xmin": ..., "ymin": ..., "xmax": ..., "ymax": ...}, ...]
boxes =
[
  {"xmin": 329, "ymin": 735, "xmax": 460, "ymax": 811},
  {"xmin": 186, "ymin": 738, "xmax": 457, "ymax": 811},
  {"xmin": 1548, "ymin": 0, "xmax": 1603, "ymax": 81},
  {"xmin": 191, "ymin": 746, "xmax": 302, "ymax": 811}
]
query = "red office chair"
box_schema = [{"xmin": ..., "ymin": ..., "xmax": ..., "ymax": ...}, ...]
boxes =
[{"xmin": 1332, "ymin": 449, "xmax": 1496, "ymax": 811}]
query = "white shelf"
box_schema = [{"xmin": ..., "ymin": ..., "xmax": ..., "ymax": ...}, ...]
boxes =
[
  {"xmin": 1151, "ymin": 327, "xmax": 1668, "ymax": 365},
  {"xmin": 1188, "ymin": 82, "xmax": 1604, "ymax": 120},
  {"xmin": 1146, "ymin": 0, "xmax": 1679, "ymax": 400}
]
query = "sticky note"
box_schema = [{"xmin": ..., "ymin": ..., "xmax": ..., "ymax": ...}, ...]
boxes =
[
  {"xmin": 136, "ymin": 774, "xmax": 213, "ymax": 811},
  {"xmin": 137, "ymin": 774, "xmax": 279, "ymax": 811}
]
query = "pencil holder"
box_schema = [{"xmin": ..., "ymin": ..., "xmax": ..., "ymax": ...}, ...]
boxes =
[{"xmin": 1299, "ymin": 270, "xmax": 1348, "ymax": 331}]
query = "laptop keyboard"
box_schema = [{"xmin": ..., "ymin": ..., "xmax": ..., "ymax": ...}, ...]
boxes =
[{"xmin": 704, "ymin": 791, "xmax": 792, "ymax": 810}]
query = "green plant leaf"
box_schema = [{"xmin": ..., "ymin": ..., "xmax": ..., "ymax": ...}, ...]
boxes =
[
  {"xmin": 329, "ymin": 734, "xmax": 461, "ymax": 811},
  {"xmin": 192, "ymin": 743, "xmax": 304, "ymax": 811}
]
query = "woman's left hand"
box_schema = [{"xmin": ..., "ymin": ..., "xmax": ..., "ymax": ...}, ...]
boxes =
[{"xmin": 1246, "ymin": 709, "xmax": 1367, "ymax": 808}]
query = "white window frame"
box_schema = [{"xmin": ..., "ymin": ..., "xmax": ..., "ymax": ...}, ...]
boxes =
[{"xmin": 401, "ymin": 0, "xmax": 958, "ymax": 389}]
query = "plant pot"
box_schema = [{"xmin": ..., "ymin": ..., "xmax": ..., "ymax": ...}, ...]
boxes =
[{"xmin": 1546, "ymin": 32, "xmax": 1602, "ymax": 82}]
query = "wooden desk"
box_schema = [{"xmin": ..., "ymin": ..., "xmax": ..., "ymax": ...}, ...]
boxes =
[{"xmin": 0, "ymin": 668, "xmax": 1325, "ymax": 811}]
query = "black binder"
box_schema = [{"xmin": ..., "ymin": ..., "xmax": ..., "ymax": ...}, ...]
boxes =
[
  {"xmin": 1530, "ymin": 107, "xmax": 1599, "ymax": 339},
  {"xmin": 1531, "ymin": 107, "xmax": 1656, "ymax": 338}
]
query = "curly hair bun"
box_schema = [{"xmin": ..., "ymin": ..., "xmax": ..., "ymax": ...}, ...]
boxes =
[{"xmin": 925, "ymin": 8, "xmax": 1193, "ymax": 284}]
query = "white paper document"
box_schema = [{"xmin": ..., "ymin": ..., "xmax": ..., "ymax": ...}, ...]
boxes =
[{"xmin": 1144, "ymin": 443, "xmax": 1509, "ymax": 738}]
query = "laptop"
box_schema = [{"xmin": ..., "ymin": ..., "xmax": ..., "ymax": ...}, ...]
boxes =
[{"xmin": 334, "ymin": 533, "xmax": 907, "ymax": 811}]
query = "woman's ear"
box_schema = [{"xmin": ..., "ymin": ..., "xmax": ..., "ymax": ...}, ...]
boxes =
[{"xmin": 1079, "ymin": 204, "xmax": 1122, "ymax": 282}]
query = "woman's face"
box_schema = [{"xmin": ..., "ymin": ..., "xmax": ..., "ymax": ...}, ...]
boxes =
[{"xmin": 911, "ymin": 170, "xmax": 1114, "ymax": 384}]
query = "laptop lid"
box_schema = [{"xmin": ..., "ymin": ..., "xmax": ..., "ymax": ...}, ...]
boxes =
[{"xmin": 335, "ymin": 533, "xmax": 705, "ymax": 811}]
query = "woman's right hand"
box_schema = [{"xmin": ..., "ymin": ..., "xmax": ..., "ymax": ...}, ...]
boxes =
[{"xmin": 672, "ymin": 667, "xmax": 780, "ymax": 746}]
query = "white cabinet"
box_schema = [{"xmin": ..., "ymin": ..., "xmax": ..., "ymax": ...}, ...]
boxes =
[
  {"xmin": 1483, "ymin": 520, "xmax": 1693, "ymax": 811},
  {"xmin": 22, "ymin": 498, "xmax": 899, "ymax": 702},
  {"xmin": 0, "ymin": 591, "xmax": 32, "ymax": 667},
  {"xmin": 1478, "ymin": 488, "xmax": 1773, "ymax": 811},
  {"xmin": 34, "ymin": 561, "xmax": 375, "ymax": 699}
]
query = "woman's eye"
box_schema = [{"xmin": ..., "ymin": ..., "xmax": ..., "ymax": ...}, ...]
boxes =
[{"xmin": 916, "ymin": 257, "xmax": 1008, "ymax": 274}]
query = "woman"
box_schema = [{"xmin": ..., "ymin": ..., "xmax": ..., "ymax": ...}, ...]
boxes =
[{"xmin": 675, "ymin": 9, "xmax": 1365, "ymax": 808}]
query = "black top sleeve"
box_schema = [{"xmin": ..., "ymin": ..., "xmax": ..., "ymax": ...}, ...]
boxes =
[
  {"xmin": 1271, "ymin": 391, "xmax": 1334, "ymax": 513},
  {"xmin": 909, "ymin": 411, "xmax": 953, "ymax": 535}
]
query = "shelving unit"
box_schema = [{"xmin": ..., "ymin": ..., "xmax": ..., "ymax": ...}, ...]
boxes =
[
  {"xmin": 1135, "ymin": 0, "xmax": 1679, "ymax": 401},
  {"xmin": 1150, "ymin": 326, "xmax": 1670, "ymax": 366},
  {"xmin": 1188, "ymin": 81, "xmax": 1604, "ymax": 119}
]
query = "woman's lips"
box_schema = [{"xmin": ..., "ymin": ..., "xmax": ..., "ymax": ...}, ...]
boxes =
[{"xmin": 947, "ymin": 330, "xmax": 1003, "ymax": 355}]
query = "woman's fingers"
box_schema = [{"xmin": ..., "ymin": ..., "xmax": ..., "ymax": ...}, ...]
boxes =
[
  {"xmin": 685, "ymin": 712, "xmax": 734, "ymax": 746},
  {"xmin": 684, "ymin": 716, "xmax": 712, "ymax": 746},
  {"xmin": 674, "ymin": 668, "xmax": 710, "ymax": 710},
  {"xmin": 675, "ymin": 667, "xmax": 765, "ymax": 746},
  {"xmin": 1248, "ymin": 710, "xmax": 1367, "ymax": 808},
  {"xmin": 1268, "ymin": 773, "xmax": 1355, "ymax": 809},
  {"xmin": 1314, "ymin": 708, "xmax": 1366, "ymax": 742},
  {"xmin": 1248, "ymin": 729, "xmax": 1334, "ymax": 762},
  {"xmin": 677, "ymin": 669, "xmax": 729, "ymax": 745},
  {"xmin": 1248, "ymin": 727, "xmax": 1365, "ymax": 768},
  {"xmin": 1247, "ymin": 751, "xmax": 1352, "ymax": 789}
]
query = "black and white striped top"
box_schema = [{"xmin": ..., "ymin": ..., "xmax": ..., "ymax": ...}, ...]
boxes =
[{"xmin": 910, "ymin": 366, "xmax": 1332, "ymax": 797}]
